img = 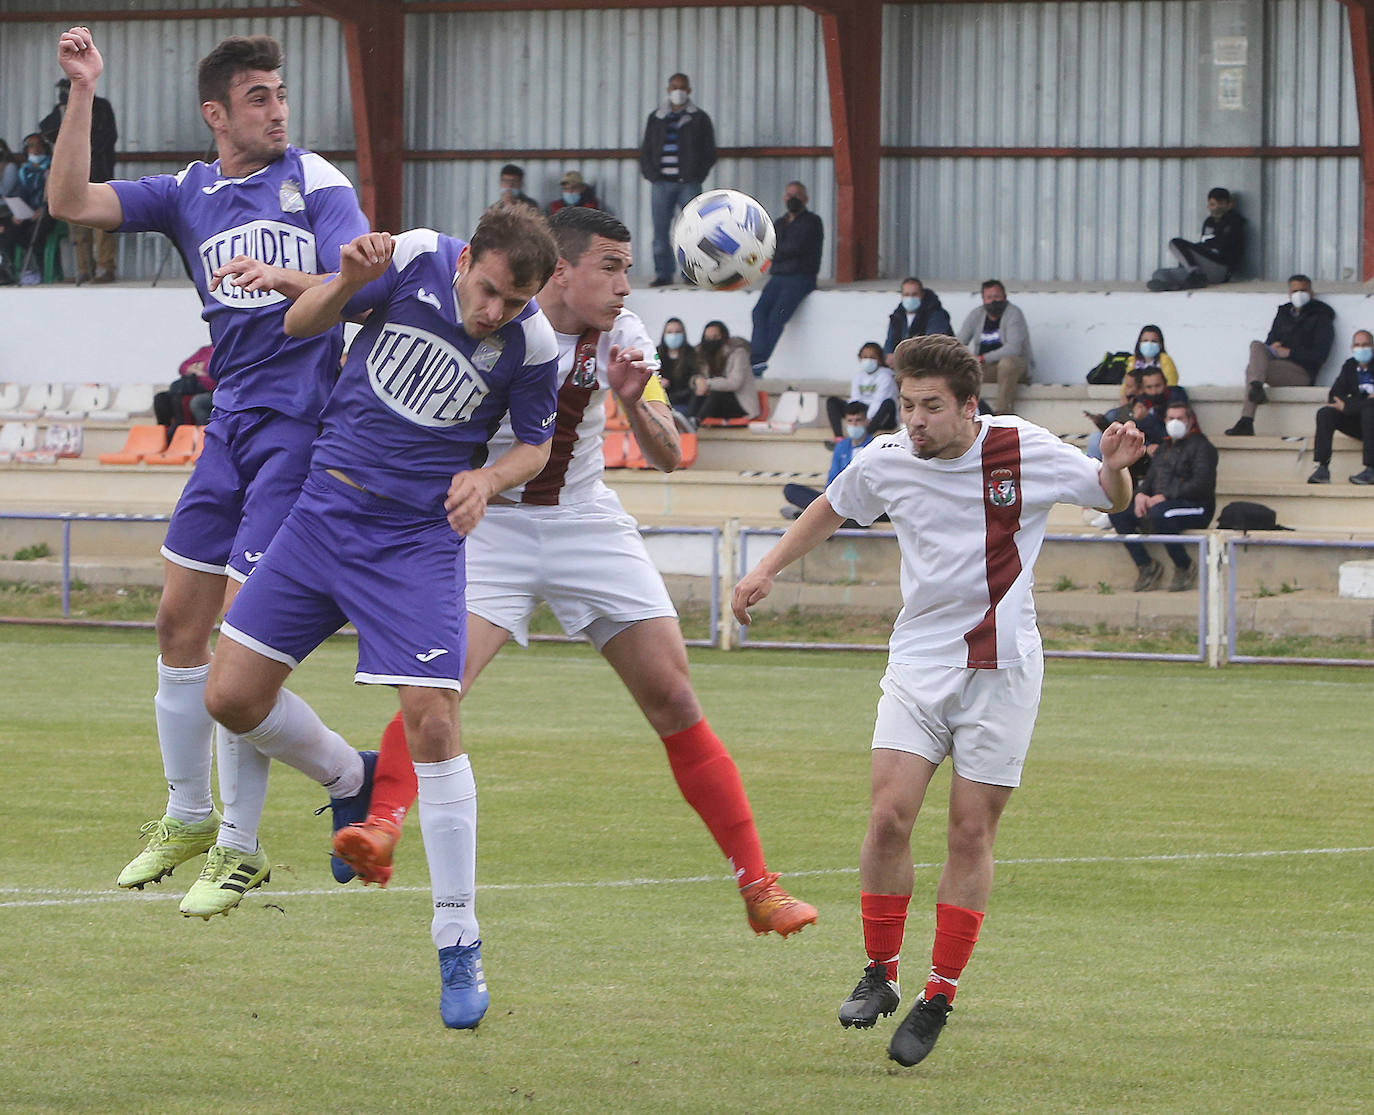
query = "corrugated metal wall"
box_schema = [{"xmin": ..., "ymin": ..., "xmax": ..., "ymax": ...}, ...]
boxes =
[{"xmin": 881, "ymin": 0, "xmax": 1361, "ymax": 282}]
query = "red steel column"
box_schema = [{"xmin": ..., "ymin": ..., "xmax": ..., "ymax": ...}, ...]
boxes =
[{"xmin": 1345, "ymin": 0, "xmax": 1374, "ymax": 280}]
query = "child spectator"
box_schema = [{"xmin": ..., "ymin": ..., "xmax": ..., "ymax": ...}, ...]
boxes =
[
  {"xmin": 782, "ymin": 400, "xmax": 884, "ymax": 526},
  {"xmin": 826, "ymin": 341, "xmax": 897, "ymax": 438}
]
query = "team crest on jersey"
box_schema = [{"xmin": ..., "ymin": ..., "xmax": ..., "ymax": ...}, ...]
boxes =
[
  {"xmin": 279, "ymin": 178, "xmax": 305, "ymax": 214},
  {"xmin": 988, "ymin": 467, "xmax": 1017, "ymax": 507},
  {"xmin": 569, "ymin": 350, "xmax": 598, "ymax": 389},
  {"xmin": 470, "ymin": 338, "xmax": 506, "ymax": 374}
]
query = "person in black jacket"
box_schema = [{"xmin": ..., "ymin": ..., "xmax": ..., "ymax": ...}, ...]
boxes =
[
  {"xmin": 883, "ymin": 277, "xmax": 953, "ymax": 364},
  {"xmin": 1109, "ymin": 401, "xmax": 1217, "ymax": 592},
  {"xmin": 1309, "ymin": 329, "xmax": 1374, "ymax": 485},
  {"xmin": 641, "ymin": 73, "xmax": 716, "ymax": 286},
  {"xmin": 1225, "ymin": 275, "xmax": 1336, "ymax": 436},
  {"xmin": 40, "ymin": 76, "xmax": 118, "ymax": 282},
  {"xmin": 749, "ymin": 181, "xmax": 823, "ymax": 374},
  {"xmin": 1148, "ymin": 186, "xmax": 1246, "ymax": 290},
  {"xmin": 656, "ymin": 316, "xmax": 697, "ymax": 417}
]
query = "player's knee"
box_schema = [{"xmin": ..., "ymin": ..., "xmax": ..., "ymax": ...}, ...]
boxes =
[
  {"xmin": 946, "ymin": 814, "xmax": 997, "ymax": 862},
  {"xmin": 643, "ymin": 678, "xmax": 701, "ymax": 736},
  {"xmin": 866, "ymin": 801, "xmax": 914, "ymax": 850},
  {"xmin": 407, "ymin": 707, "xmax": 458, "ymax": 762},
  {"xmin": 203, "ymin": 677, "xmax": 263, "ymax": 736}
]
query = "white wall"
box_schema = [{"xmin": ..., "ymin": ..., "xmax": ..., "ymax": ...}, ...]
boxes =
[{"xmin": 5, "ymin": 282, "xmax": 1373, "ymax": 390}]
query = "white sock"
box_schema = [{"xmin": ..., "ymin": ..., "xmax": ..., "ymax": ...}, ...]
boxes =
[
  {"xmin": 416, "ymin": 754, "xmax": 479, "ymax": 949},
  {"xmin": 216, "ymin": 726, "xmax": 271, "ymax": 855},
  {"xmin": 240, "ymin": 689, "xmax": 363, "ymax": 798},
  {"xmin": 154, "ymin": 656, "xmax": 215, "ymax": 822}
]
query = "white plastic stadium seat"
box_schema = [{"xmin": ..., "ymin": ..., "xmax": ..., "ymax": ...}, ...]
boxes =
[
  {"xmin": 16, "ymin": 422, "xmax": 85, "ymax": 464},
  {"xmin": 0, "ymin": 420, "xmax": 40, "ymax": 462},
  {"xmin": 46, "ymin": 383, "xmax": 112, "ymax": 421},
  {"xmin": 748, "ymin": 390, "xmax": 820, "ymax": 435},
  {"xmin": 0, "ymin": 382, "xmax": 66, "ymax": 419},
  {"xmin": 0, "ymin": 383, "xmax": 20, "ymax": 414},
  {"xmin": 89, "ymin": 382, "xmax": 157, "ymax": 422}
]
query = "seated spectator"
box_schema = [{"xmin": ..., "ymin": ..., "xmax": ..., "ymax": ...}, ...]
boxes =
[
  {"xmin": 0, "ymin": 140, "xmax": 19, "ymax": 285},
  {"xmin": 548, "ymin": 170, "xmax": 599, "ymax": 215},
  {"xmin": 1224, "ymin": 275, "xmax": 1335, "ymax": 435},
  {"xmin": 495, "ymin": 163, "xmax": 540, "ymax": 211},
  {"xmin": 883, "ymin": 276, "xmax": 952, "ymax": 364},
  {"xmin": 782, "ymin": 400, "xmax": 882, "ymax": 525},
  {"xmin": 1148, "ymin": 186, "xmax": 1246, "ymax": 290},
  {"xmin": 688, "ymin": 320, "xmax": 758, "ymax": 425},
  {"xmin": 1119, "ymin": 324, "xmax": 1177, "ymax": 401},
  {"xmin": 1308, "ymin": 329, "xmax": 1374, "ymax": 485},
  {"xmin": 152, "ymin": 344, "xmax": 216, "ymax": 430},
  {"xmin": 749, "ymin": 181, "xmax": 822, "ymax": 374},
  {"xmin": 0, "ymin": 133, "xmax": 55, "ymax": 280},
  {"xmin": 1085, "ymin": 366, "xmax": 1185, "ymax": 471},
  {"xmin": 656, "ymin": 317, "xmax": 697, "ymax": 417},
  {"xmin": 825, "ymin": 341, "xmax": 897, "ymax": 438},
  {"xmin": 1109, "ymin": 401, "xmax": 1217, "ymax": 592},
  {"xmin": 956, "ymin": 278, "xmax": 1033, "ymax": 415}
]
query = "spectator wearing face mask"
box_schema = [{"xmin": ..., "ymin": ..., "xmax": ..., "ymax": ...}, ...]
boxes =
[
  {"xmin": 781, "ymin": 400, "xmax": 883, "ymax": 524},
  {"xmin": 40, "ymin": 76, "xmax": 119, "ymax": 283},
  {"xmin": 1147, "ymin": 186, "xmax": 1246, "ymax": 290},
  {"xmin": 656, "ymin": 316, "xmax": 697, "ymax": 415},
  {"xmin": 955, "ymin": 278, "xmax": 1034, "ymax": 415},
  {"xmin": 641, "ymin": 73, "xmax": 716, "ymax": 287},
  {"xmin": 883, "ymin": 276, "xmax": 952, "ymax": 365},
  {"xmin": 825, "ymin": 341, "xmax": 897, "ymax": 438},
  {"xmin": 749, "ymin": 181, "xmax": 823, "ymax": 373},
  {"xmin": 687, "ymin": 319, "xmax": 758, "ymax": 426},
  {"xmin": 1085, "ymin": 366, "xmax": 1186, "ymax": 475},
  {"xmin": 495, "ymin": 163, "xmax": 540, "ymax": 211},
  {"xmin": 548, "ymin": 170, "xmax": 599, "ymax": 215},
  {"xmin": 1308, "ymin": 329, "xmax": 1374, "ymax": 486},
  {"xmin": 1225, "ymin": 275, "xmax": 1335, "ymax": 436},
  {"xmin": 0, "ymin": 133, "xmax": 55, "ymax": 278},
  {"xmin": 1109, "ymin": 401, "xmax": 1216, "ymax": 593}
]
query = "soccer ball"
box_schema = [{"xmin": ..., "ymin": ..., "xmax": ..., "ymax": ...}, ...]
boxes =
[{"xmin": 672, "ymin": 189, "xmax": 776, "ymax": 291}]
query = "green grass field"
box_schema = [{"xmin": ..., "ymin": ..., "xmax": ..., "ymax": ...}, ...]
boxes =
[{"xmin": 2, "ymin": 625, "xmax": 1371, "ymax": 1113}]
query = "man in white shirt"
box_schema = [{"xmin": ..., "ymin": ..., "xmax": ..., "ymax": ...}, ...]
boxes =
[{"xmin": 733, "ymin": 334, "xmax": 1142, "ymax": 1068}]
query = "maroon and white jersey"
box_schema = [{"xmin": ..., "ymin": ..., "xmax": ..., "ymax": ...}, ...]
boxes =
[
  {"xmin": 490, "ymin": 308, "xmax": 661, "ymax": 506},
  {"xmin": 826, "ymin": 415, "xmax": 1107, "ymax": 669}
]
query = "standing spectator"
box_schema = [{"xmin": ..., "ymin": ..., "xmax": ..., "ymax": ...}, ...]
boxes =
[
  {"xmin": 1309, "ymin": 329, "xmax": 1374, "ymax": 485},
  {"xmin": 1110, "ymin": 401, "xmax": 1217, "ymax": 592},
  {"xmin": 641, "ymin": 72, "xmax": 716, "ymax": 287},
  {"xmin": 1224, "ymin": 275, "xmax": 1335, "ymax": 436},
  {"xmin": 656, "ymin": 316, "xmax": 697, "ymax": 416},
  {"xmin": 41, "ymin": 76, "xmax": 118, "ymax": 283},
  {"xmin": 782, "ymin": 400, "xmax": 879, "ymax": 522},
  {"xmin": 688, "ymin": 319, "xmax": 758, "ymax": 425},
  {"xmin": 750, "ymin": 181, "xmax": 823, "ymax": 374},
  {"xmin": 548, "ymin": 170, "xmax": 599, "ymax": 215},
  {"xmin": 826, "ymin": 341, "xmax": 897, "ymax": 437},
  {"xmin": 883, "ymin": 277, "xmax": 952, "ymax": 364},
  {"xmin": 496, "ymin": 163, "xmax": 540, "ymax": 211},
  {"xmin": 956, "ymin": 279, "xmax": 1034, "ymax": 415},
  {"xmin": 0, "ymin": 134, "xmax": 55, "ymax": 280},
  {"xmin": 1147, "ymin": 186, "xmax": 1246, "ymax": 290}
]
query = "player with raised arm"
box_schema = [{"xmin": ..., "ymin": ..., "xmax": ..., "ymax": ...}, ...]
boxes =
[
  {"xmin": 49, "ymin": 27, "xmax": 370, "ymax": 913},
  {"xmin": 733, "ymin": 334, "xmax": 1143, "ymax": 1066},
  {"xmin": 333, "ymin": 206, "xmax": 818, "ymax": 939},
  {"xmin": 203, "ymin": 204, "xmax": 560, "ymax": 1029}
]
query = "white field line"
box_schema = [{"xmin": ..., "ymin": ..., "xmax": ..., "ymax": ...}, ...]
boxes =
[{"xmin": 2, "ymin": 845, "xmax": 1371, "ymax": 910}]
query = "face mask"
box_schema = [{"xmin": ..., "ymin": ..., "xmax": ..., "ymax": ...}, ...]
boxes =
[
  {"xmin": 785, "ymin": 197, "xmax": 805, "ymax": 214},
  {"xmin": 901, "ymin": 295, "xmax": 921, "ymax": 313},
  {"xmin": 668, "ymin": 89, "xmax": 688, "ymax": 107},
  {"xmin": 1138, "ymin": 341, "xmax": 1161, "ymax": 359},
  {"xmin": 700, "ymin": 338, "xmax": 723, "ymax": 355},
  {"xmin": 857, "ymin": 357, "xmax": 879, "ymax": 375},
  {"xmin": 985, "ymin": 299, "xmax": 1007, "ymax": 316},
  {"xmin": 1165, "ymin": 418, "xmax": 1188, "ymax": 440},
  {"xmin": 844, "ymin": 423, "xmax": 867, "ymax": 440},
  {"xmin": 561, "ymin": 191, "xmax": 580, "ymax": 207},
  {"xmin": 1355, "ymin": 346, "xmax": 1373, "ymax": 365},
  {"xmin": 1144, "ymin": 389, "xmax": 1167, "ymax": 405},
  {"xmin": 664, "ymin": 333, "xmax": 684, "ymax": 350},
  {"xmin": 27, "ymin": 153, "xmax": 43, "ymax": 165},
  {"xmin": 1291, "ymin": 291, "xmax": 1311, "ymax": 309}
]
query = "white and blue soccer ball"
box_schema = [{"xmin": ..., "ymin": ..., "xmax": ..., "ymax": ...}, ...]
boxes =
[{"xmin": 672, "ymin": 189, "xmax": 776, "ymax": 291}]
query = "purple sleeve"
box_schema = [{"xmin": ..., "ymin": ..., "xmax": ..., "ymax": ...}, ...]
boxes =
[
  {"xmin": 507, "ymin": 357, "xmax": 559, "ymax": 446},
  {"xmin": 339, "ymin": 263, "xmax": 402, "ymax": 320},
  {"xmin": 304, "ymin": 183, "xmax": 370, "ymax": 274},
  {"xmin": 109, "ymin": 175, "xmax": 180, "ymax": 235}
]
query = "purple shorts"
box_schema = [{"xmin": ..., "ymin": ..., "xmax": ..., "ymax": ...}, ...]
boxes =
[
  {"xmin": 220, "ymin": 471, "xmax": 467, "ymax": 689},
  {"xmin": 161, "ymin": 409, "xmax": 318, "ymax": 582}
]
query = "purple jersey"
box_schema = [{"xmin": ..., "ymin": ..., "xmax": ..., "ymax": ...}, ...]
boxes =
[
  {"xmin": 309, "ymin": 230, "xmax": 559, "ymax": 513},
  {"xmin": 110, "ymin": 146, "xmax": 369, "ymax": 422}
]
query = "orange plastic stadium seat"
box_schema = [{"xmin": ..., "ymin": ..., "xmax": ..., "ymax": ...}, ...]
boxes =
[
  {"xmin": 677, "ymin": 431, "xmax": 698, "ymax": 468},
  {"xmin": 602, "ymin": 431, "xmax": 629, "ymax": 468},
  {"xmin": 604, "ymin": 394, "xmax": 631, "ymax": 432},
  {"xmin": 623, "ymin": 433, "xmax": 648, "ymax": 469},
  {"xmin": 145, "ymin": 424, "xmax": 200, "ymax": 465},
  {"xmin": 700, "ymin": 390, "xmax": 770, "ymax": 428},
  {"xmin": 97, "ymin": 424, "xmax": 167, "ymax": 465}
]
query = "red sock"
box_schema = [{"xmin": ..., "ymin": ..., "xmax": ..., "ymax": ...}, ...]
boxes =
[
  {"xmin": 660, "ymin": 719, "xmax": 766, "ymax": 886},
  {"xmin": 925, "ymin": 902, "xmax": 985, "ymax": 1003},
  {"xmin": 861, "ymin": 892, "xmax": 910, "ymax": 984},
  {"xmin": 367, "ymin": 710, "xmax": 419, "ymax": 827}
]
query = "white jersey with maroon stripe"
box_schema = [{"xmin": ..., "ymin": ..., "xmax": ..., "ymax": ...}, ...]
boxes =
[
  {"xmin": 491, "ymin": 308, "xmax": 659, "ymax": 505},
  {"xmin": 825, "ymin": 415, "xmax": 1107, "ymax": 669}
]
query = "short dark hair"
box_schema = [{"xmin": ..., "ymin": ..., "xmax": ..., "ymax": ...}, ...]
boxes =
[
  {"xmin": 891, "ymin": 335, "xmax": 982, "ymax": 404},
  {"xmin": 500, "ymin": 163, "xmax": 524, "ymax": 180},
  {"xmin": 901, "ymin": 276, "xmax": 922, "ymax": 289},
  {"xmin": 198, "ymin": 35, "xmax": 284, "ymax": 107},
  {"xmin": 469, "ymin": 202, "xmax": 559, "ymax": 290},
  {"xmin": 1288, "ymin": 273, "xmax": 1313, "ymax": 287},
  {"xmin": 669, "ymin": 72, "xmax": 690, "ymax": 85},
  {"xmin": 1207, "ymin": 187, "xmax": 1231, "ymax": 203},
  {"xmin": 549, "ymin": 205, "xmax": 631, "ymax": 266},
  {"xmin": 843, "ymin": 400, "xmax": 869, "ymax": 417},
  {"xmin": 1140, "ymin": 366, "xmax": 1167, "ymax": 382},
  {"xmin": 981, "ymin": 278, "xmax": 1006, "ymax": 295}
]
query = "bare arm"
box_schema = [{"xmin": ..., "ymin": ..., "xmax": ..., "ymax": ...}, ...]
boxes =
[
  {"xmin": 283, "ymin": 232, "xmax": 393, "ymax": 337},
  {"xmin": 444, "ymin": 439, "xmax": 551, "ymax": 536},
  {"xmin": 731, "ymin": 495, "xmax": 847, "ymax": 625},
  {"xmin": 1096, "ymin": 421, "xmax": 1144, "ymax": 512},
  {"xmin": 49, "ymin": 28, "xmax": 122, "ymax": 229}
]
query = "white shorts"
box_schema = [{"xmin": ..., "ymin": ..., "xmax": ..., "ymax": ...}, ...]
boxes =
[
  {"xmin": 465, "ymin": 490, "xmax": 677, "ymax": 649},
  {"xmin": 871, "ymin": 652, "xmax": 1044, "ymax": 787}
]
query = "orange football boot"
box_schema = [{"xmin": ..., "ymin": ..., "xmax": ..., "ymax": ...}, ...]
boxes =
[
  {"xmin": 331, "ymin": 817, "xmax": 402, "ymax": 887},
  {"xmin": 742, "ymin": 872, "xmax": 818, "ymax": 937}
]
